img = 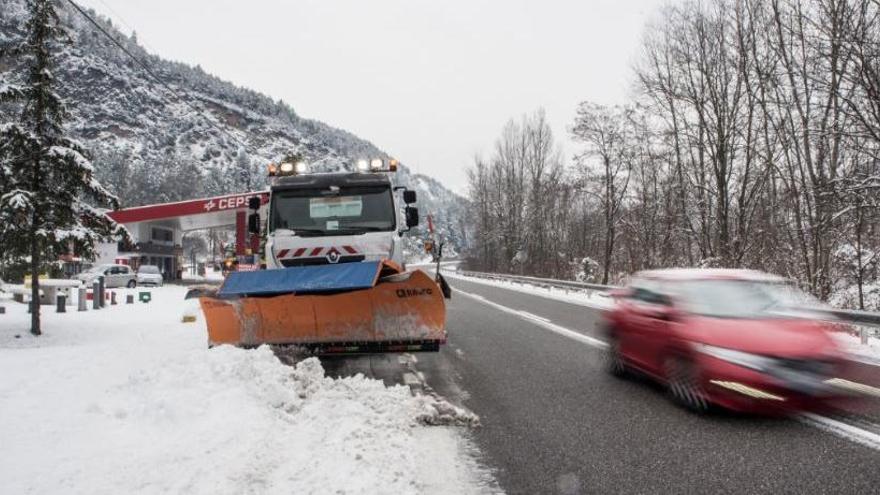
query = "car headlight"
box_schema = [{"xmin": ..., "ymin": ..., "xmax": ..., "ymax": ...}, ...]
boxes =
[{"xmin": 693, "ymin": 344, "xmax": 777, "ymax": 372}]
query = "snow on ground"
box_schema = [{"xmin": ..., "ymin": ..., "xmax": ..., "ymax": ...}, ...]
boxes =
[
  {"xmin": 833, "ymin": 331, "xmax": 880, "ymax": 365},
  {"xmin": 444, "ymin": 271, "xmax": 613, "ymax": 310},
  {"xmin": 181, "ymin": 270, "xmax": 225, "ymax": 282},
  {"xmin": 0, "ymin": 287, "xmax": 493, "ymax": 495}
]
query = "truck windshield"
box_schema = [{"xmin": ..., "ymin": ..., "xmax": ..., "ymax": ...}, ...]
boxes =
[{"xmin": 270, "ymin": 185, "xmax": 395, "ymax": 235}]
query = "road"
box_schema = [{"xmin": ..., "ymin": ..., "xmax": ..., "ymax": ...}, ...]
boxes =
[{"xmin": 388, "ymin": 274, "xmax": 880, "ymax": 494}]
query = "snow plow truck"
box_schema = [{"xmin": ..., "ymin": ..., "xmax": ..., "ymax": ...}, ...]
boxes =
[{"xmin": 197, "ymin": 158, "xmax": 450, "ymax": 353}]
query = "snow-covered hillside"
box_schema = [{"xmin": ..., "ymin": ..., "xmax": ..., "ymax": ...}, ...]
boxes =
[{"xmin": 0, "ymin": 0, "xmax": 467, "ymax": 251}]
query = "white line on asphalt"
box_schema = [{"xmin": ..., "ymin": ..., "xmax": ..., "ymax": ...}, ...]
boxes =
[
  {"xmin": 455, "ymin": 288, "xmax": 607, "ymax": 349},
  {"xmin": 518, "ymin": 311, "xmax": 551, "ymax": 323},
  {"xmin": 455, "ymin": 286, "xmax": 880, "ymax": 452},
  {"xmin": 798, "ymin": 413, "xmax": 880, "ymax": 451}
]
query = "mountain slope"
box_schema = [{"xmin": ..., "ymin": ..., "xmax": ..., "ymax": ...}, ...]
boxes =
[{"xmin": 0, "ymin": 0, "xmax": 466, "ymax": 253}]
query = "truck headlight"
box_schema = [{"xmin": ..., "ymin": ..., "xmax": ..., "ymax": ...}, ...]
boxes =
[
  {"xmin": 279, "ymin": 162, "xmax": 294, "ymax": 174},
  {"xmin": 357, "ymin": 159, "xmax": 369, "ymax": 171},
  {"xmin": 693, "ymin": 344, "xmax": 777, "ymax": 372},
  {"xmin": 370, "ymin": 158, "xmax": 383, "ymax": 170}
]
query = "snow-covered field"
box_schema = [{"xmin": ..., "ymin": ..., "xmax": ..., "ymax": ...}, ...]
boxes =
[{"xmin": 0, "ymin": 287, "xmax": 492, "ymax": 494}]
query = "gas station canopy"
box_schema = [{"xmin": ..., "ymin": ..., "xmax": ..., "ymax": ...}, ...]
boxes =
[{"xmin": 108, "ymin": 191, "xmax": 269, "ymax": 232}]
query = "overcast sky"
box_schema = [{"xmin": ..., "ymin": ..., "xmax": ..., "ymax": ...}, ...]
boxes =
[{"xmin": 78, "ymin": 0, "xmax": 666, "ymax": 193}]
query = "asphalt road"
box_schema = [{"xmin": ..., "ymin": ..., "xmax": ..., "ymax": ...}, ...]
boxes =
[{"xmin": 415, "ymin": 275, "xmax": 880, "ymax": 494}]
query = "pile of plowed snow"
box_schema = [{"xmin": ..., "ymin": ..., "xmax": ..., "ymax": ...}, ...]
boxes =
[{"xmin": 0, "ymin": 287, "xmax": 492, "ymax": 494}]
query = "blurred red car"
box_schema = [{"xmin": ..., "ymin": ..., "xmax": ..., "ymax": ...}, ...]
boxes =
[{"xmin": 604, "ymin": 269, "xmax": 849, "ymax": 415}]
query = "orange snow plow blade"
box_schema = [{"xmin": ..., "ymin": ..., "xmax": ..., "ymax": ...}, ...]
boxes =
[{"xmin": 199, "ymin": 260, "xmax": 446, "ymax": 353}]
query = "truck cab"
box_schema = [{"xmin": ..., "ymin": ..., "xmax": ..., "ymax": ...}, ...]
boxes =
[{"xmin": 253, "ymin": 167, "xmax": 419, "ymax": 270}]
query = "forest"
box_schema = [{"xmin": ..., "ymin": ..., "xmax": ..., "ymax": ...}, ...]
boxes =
[{"xmin": 465, "ymin": 0, "xmax": 880, "ymax": 309}]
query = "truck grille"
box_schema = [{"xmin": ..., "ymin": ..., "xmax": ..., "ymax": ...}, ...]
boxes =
[{"xmin": 280, "ymin": 255, "xmax": 365, "ymax": 268}]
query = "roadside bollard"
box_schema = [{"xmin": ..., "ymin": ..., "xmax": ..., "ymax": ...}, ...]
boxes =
[
  {"xmin": 0, "ymin": 305, "xmax": 5, "ymax": 314},
  {"xmin": 78, "ymin": 288, "xmax": 87, "ymax": 311},
  {"xmin": 861, "ymin": 327, "xmax": 869, "ymax": 345},
  {"xmin": 97, "ymin": 276, "xmax": 105, "ymax": 308},
  {"xmin": 92, "ymin": 282, "xmax": 100, "ymax": 310},
  {"xmin": 110, "ymin": 292, "xmax": 117, "ymax": 305},
  {"xmin": 126, "ymin": 294, "xmax": 134, "ymax": 304},
  {"xmin": 56, "ymin": 294, "xmax": 66, "ymax": 313}
]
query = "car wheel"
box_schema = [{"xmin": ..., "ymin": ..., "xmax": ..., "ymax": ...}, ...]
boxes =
[
  {"xmin": 665, "ymin": 355, "xmax": 710, "ymax": 413},
  {"xmin": 127, "ymin": 280, "xmax": 137, "ymax": 289},
  {"xmin": 606, "ymin": 333, "xmax": 629, "ymax": 378}
]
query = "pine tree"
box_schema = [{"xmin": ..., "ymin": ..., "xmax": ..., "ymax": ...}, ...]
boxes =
[{"xmin": 0, "ymin": 0, "xmax": 126, "ymax": 335}]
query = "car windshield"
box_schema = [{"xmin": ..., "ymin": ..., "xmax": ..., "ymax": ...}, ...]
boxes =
[
  {"xmin": 674, "ymin": 279, "xmax": 818, "ymax": 319},
  {"xmin": 269, "ymin": 185, "xmax": 395, "ymax": 236},
  {"xmin": 139, "ymin": 265, "xmax": 160, "ymax": 274}
]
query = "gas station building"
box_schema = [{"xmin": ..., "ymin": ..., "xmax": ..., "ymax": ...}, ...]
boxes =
[{"xmin": 103, "ymin": 191, "xmax": 268, "ymax": 279}]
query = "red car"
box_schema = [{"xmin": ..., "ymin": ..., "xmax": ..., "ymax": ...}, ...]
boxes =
[{"xmin": 604, "ymin": 269, "xmax": 848, "ymax": 415}]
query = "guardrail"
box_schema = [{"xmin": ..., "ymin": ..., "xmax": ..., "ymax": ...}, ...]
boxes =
[
  {"xmin": 457, "ymin": 270, "xmax": 619, "ymax": 292},
  {"xmin": 455, "ymin": 269, "xmax": 880, "ymax": 344}
]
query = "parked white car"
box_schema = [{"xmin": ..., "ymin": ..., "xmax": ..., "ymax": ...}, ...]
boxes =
[
  {"xmin": 76, "ymin": 264, "xmax": 137, "ymax": 288},
  {"xmin": 137, "ymin": 265, "xmax": 164, "ymax": 287}
]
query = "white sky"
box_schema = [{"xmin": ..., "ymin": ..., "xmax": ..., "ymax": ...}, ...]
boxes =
[{"xmin": 78, "ymin": 0, "xmax": 666, "ymax": 193}]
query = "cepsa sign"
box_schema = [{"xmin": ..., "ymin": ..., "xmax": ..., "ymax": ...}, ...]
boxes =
[
  {"xmin": 203, "ymin": 195, "xmax": 252, "ymax": 212},
  {"xmin": 106, "ymin": 191, "xmax": 269, "ymax": 225}
]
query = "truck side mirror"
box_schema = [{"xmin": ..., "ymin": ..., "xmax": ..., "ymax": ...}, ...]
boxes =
[
  {"xmin": 403, "ymin": 190, "xmax": 417, "ymax": 204},
  {"xmin": 248, "ymin": 196, "xmax": 261, "ymax": 210},
  {"xmin": 247, "ymin": 213, "xmax": 260, "ymax": 234},
  {"xmin": 405, "ymin": 206, "xmax": 419, "ymax": 228}
]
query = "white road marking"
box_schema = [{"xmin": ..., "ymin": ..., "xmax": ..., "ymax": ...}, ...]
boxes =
[
  {"xmin": 456, "ymin": 286, "xmax": 880, "ymax": 452},
  {"xmin": 798, "ymin": 413, "xmax": 880, "ymax": 451},
  {"xmin": 518, "ymin": 311, "xmax": 551, "ymax": 323},
  {"xmin": 455, "ymin": 288, "xmax": 607, "ymax": 349}
]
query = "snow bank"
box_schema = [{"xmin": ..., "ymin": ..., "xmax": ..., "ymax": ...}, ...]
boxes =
[
  {"xmin": 0, "ymin": 287, "xmax": 491, "ymax": 494},
  {"xmin": 181, "ymin": 270, "xmax": 225, "ymax": 282}
]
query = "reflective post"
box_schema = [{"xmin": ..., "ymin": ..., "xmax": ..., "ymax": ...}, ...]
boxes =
[
  {"xmin": 97, "ymin": 276, "xmax": 105, "ymax": 308},
  {"xmin": 92, "ymin": 282, "xmax": 100, "ymax": 310},
  {"xmin": 78, "ymin": 288, "xmax": 87, "ymax": 311}
]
